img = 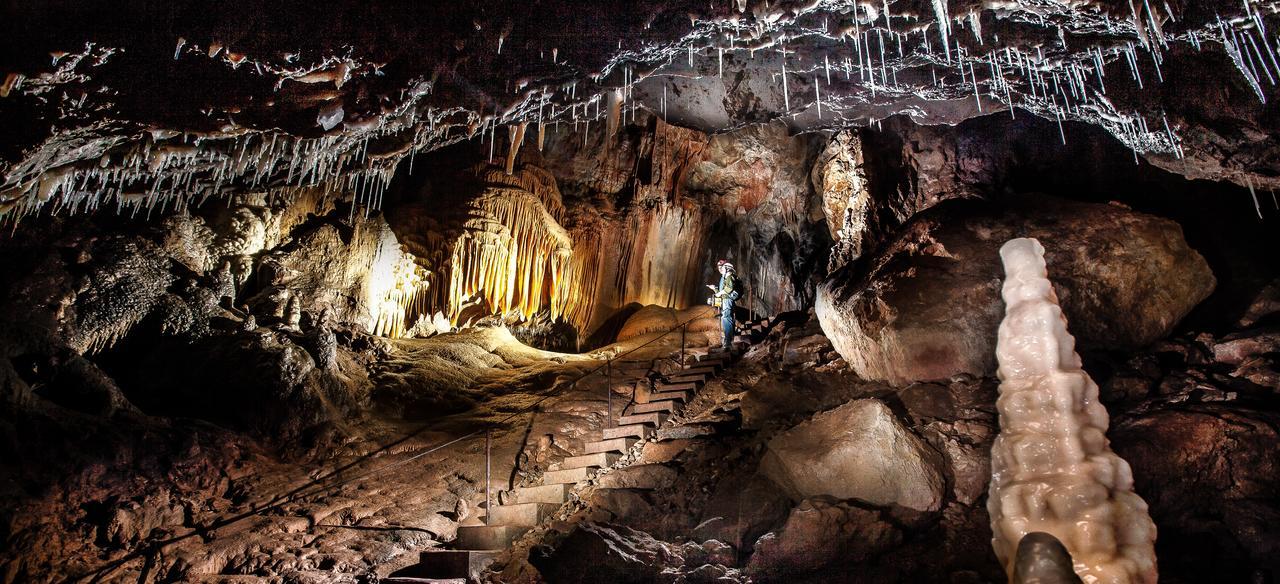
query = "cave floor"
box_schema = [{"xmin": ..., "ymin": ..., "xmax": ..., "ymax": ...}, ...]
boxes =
[{"xmin": 65, "ymin": 325, "xmax": 724, "ymax": 583}]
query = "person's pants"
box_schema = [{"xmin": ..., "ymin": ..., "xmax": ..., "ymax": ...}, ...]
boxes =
[{"xmin": 721, "ymin": 305, "xmax": 734, "ymax": 348}]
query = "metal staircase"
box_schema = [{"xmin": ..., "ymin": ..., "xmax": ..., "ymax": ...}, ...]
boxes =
[{"xmin": 387, "ymin": 317, "xmax": 772, "ymax": 582}]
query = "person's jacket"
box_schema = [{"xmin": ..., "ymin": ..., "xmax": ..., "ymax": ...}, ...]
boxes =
[{"xmin": 714, "ymin": 272, "xmax": 740, "ymax": 308}]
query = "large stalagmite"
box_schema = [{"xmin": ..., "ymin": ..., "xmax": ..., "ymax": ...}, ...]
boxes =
[{"xmin": 989, "ymin": 238, "xmax": 1157, "ymax": 584}]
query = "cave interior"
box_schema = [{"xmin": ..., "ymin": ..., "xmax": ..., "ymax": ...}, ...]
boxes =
[{"xmin": 1, "ymin": 1, "xmax": 1278, "ymax": 583}]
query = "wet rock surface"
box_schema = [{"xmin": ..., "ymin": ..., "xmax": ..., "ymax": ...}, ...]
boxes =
[{"xmin": 759, "ymin": 399, "xmax": 945, "ymax": 512}]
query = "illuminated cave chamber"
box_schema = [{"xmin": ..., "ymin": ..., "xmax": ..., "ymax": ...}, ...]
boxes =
[
  {"xmin": 379, "ymin": 117, "xmax": 828, "ymax": 348},
  {"xmin": 3, "ymin": 1, "xmax": 1280, "ymax": 583}
]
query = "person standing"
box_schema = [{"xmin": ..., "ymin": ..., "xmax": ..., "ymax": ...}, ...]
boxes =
[{"xmin": 706, "ymin": 259, "xmax": 741, "ymax": 350}]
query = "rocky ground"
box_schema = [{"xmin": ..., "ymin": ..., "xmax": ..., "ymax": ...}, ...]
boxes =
[
  {"xmin": 486, "ymin": 309, "xmax": 1279, "ymax": 584},
  {"xmin": 1, "ymin": 310, "xmax": 725, "ymax": 584}
]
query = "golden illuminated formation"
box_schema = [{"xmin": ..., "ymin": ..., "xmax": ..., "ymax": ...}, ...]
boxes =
[
  {"xmin": 366, "ymin": 230, "xmax": 429, "ymax": 338},
  {"xmin": 446, "ymin": 188, "xmax": 573, "ymax": 322},
  {"xmin": 391, "ymin": 165, "xmax": 603, "ymax": 335}
]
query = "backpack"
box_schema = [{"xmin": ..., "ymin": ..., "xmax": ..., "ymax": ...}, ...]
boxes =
[{"xmin": 726, "ymin": 273, "xmax": 743, "ymax": 302}]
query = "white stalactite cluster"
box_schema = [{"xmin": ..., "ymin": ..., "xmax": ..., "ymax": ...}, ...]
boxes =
[
  {"xmin": 0, "ymin": 91, "xmax": 471, "ymax": 222},
  {"xmin": 5, "ymin": 1, "xmax": 1278, "ymax": 218},
  {"xmin": 989, "ymin": 238, "xmax": 1157, "ymax": 584}
]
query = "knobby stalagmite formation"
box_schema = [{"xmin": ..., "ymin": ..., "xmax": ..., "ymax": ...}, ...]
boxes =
[{"xmin": 990, "ymin": 238, "xmax": 1157, "ymax": 584}]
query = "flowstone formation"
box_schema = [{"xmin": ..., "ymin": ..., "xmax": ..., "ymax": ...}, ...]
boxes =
[{"xmin": 989, "ymin": 238, "xmax": 1157, "ymax": 584}]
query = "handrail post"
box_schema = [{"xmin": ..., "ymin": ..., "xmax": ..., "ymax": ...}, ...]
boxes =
[
  {"xmin": 680, "ymin": 323, "xmax": 686, "ymax": 367},
  {"xmin": 483, "ymin": 427, "xmax": 494, "ymax": 525},
  {"xmin": 606, "ymin": 358, "xmax": 613, "ymax": 427},
  {"xmin": 484, "ymin": 429, "xmax": 492, "ymax": 525}
]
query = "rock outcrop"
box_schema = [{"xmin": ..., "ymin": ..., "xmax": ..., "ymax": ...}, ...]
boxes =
[
  {"xmin": 815, "ymin": 195, "xmax": 1216, "ymax": 385},
  {"xmin": 747, "ymin": 497, "xmax": 903, "ymax": 580},
  {"xmin": 759, "ymin": 399, "xmax": 945, "ymax": 512}
]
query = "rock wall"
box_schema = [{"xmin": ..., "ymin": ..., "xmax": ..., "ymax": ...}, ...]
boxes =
[{"xmin": 0, "ymin": 191, "xmax": 414, "ymax": 438}]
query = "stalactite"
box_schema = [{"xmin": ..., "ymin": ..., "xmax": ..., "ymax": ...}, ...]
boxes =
[
  {"xmin": 606, "ymin": 89, "xmax": 623, "ymax": 138},
  {"xmin": 395, "ymin": 166, "xmax": 603, "ymax": 334},
  {"xmin": 2, "ymin": 102, "xmax": 467, "ymax": 224},
  {"xmin": 444, "ymin": 188, "xmax": 573, "ymax": 325},
  {"xmin": 505, "ymin": 123, "xmax": 527, "ymax": 175}
]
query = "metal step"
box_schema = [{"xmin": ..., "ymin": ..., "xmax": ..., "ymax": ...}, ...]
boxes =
[
  {"xmin": 655, "ymin": 381, "xmax": 697, "ymax": 393},
  {"xmin": 486, "ymin": 502, "xmax": 561, "ymax": 527},
  {"xmin": 560, "ymin": 451, "xmax": 621, "ymax": 469},
  {"xmin": 511, "ymin": 483, "xmax": 571, "ymax": 504},
  {"xmin": 626, "ymin": 400, "xmax": 678, "ymax": 415},
  {"xmin": 542, "ymin": 466, "xmax": 595, "ymax": 484},
  {"xmin": 583, "ymin": 436, "xmax": 638, "ymax": 454},
  {"xmin": 648, "ymin": 389, "xmax": 691, "ymax": 403},
  {"xmin": 665, "ymin": 374, "xmax": 707, "ymax": 385},
  {"xmin": 455, "ymin": 525, "xmax": 530, "ymax": 550},
  {"xmin": 680, "ymin": 365, "xmax": 719, "ymax": 376},
  {"xmin": 382, "ymin": 577, "xmax": 465, "ymax": 584},
  {"xmin": 616, "ymin": 412, "xmax": 668, "ymax": 426},
  {"xmin": 602, "ymin": 424, "xmax": 656, "ymax": 441},
  {"xmin": 411, "ymin": 550, "xmax": 501, "ymax": 580}
]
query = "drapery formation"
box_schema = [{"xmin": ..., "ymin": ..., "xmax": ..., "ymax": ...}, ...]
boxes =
[
  {"xmin": 445, "ymin": 187, "xmax": 574, "ymax": 323},
  {"xmin": 391, "ymin": 165, "xmax": 602, "ymax": 335}
]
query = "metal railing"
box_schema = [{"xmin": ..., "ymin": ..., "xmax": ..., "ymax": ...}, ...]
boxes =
[{"xmin": 69, "ymin": 307, "xmax": 723, "ymax": 583}]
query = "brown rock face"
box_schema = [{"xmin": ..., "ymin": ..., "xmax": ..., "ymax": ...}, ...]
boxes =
[
  {"xmin": 528, "ymin": 522, "xmax": 685, "ymax": 584},
  {"xmin": 1112, "ymin": 403, "xmax": 1280, "ymax": 579},
  {"xmin": 815, "ymin": 195, "xmax": 1216, "ymax": 385},
  {"xmin": 758, "ymin": 399, "xmax": 945, "ymax": 512},
  {"xmin": 746, "ymin": 497, "xmax": 903, "ymax": 581}
]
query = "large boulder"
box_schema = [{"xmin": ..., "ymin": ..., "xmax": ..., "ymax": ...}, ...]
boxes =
[
  {"xmin": 815, "ymin": 195, "xmax": 1215, "ymax": 385},
  {"xmin": 746, "ymin": 497, "xmax": 902, "ymax": 580},
  {"xmin": 529, "ymin": 522, "xmax": 685, "ymax": 584},
  {"xmin": 758, "ymin": 399, "xmax": 945, "ymax": 512},
  {"xmin": 1111, "ymin": 403, "xmax": 1280, "ymax": 575}
]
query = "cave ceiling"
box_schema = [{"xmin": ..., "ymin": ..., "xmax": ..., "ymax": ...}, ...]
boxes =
[{"xmin": 2, "ymin": 0, "xmax": 1279, "ymax": 220}]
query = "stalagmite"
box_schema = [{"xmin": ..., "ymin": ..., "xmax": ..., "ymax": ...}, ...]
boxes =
[{"xmin": 989, "ymin": 238, "xmax": 1158, "ymax": 584}]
